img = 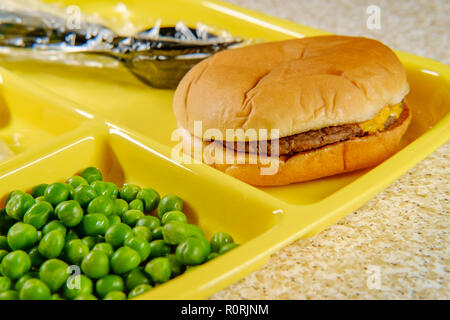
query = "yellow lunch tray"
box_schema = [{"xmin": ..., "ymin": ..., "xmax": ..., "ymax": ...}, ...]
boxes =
[{"xmin": 0, "ymin": 0, "xmax": 449, "ymax": 299}]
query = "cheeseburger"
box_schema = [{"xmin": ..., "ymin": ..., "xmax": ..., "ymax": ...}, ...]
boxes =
[{"xmin": 173, "ymin": 35, "xmax": 411, "ymax": 186}]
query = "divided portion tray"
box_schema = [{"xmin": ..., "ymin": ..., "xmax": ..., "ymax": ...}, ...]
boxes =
[{"xmin": 0, "ymin": 0, "xmax": 448, "ymax": 299}]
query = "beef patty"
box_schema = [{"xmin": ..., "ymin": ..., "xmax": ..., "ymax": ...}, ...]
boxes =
[{"xmin": 221, "ymin": 102, "xmax": 404, "ymax": 156}]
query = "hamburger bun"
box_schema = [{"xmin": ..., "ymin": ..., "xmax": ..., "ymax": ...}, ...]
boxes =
[
  {"xmin": 173, "ymin": 35, "xmax": 411, "ymax": 186},
  {"xmin": 174, "ymin": 35, "xmax": 409, "ymax": 140}
]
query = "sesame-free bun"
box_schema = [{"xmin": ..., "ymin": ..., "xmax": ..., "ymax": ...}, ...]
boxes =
[
  {"xmin": 173, "ymin": 35, "xmax": 409, "ymax": 140},
  {"xmin": 179, "ymin": 103, "xmax": 411, "ymax": 186}
]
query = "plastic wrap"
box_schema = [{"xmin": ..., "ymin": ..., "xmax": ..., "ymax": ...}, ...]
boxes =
[{"xmin": 0, "ymin": 0, "xmax": 242, "ymax": 88}]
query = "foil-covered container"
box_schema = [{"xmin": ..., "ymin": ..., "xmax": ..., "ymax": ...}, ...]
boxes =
[{"xmin": 0, "ymin": 0, "xmax": 241, "ymax": 88}]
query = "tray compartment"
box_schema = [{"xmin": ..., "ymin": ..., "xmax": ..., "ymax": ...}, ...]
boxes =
[
  {"xmin": 0, "ymin": 69, "xmax": 91, "ymax": 161},
  {"xmin": 0, "ymin": 121, "xmax": 288, "ymax": 298}
]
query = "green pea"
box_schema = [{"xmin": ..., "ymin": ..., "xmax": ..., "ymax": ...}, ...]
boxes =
[
  {"xmin": 105, "ymin": 223, "xmax": 133, "ymax": 248},
  {"xmin": 110, "ymin": 247, "xmax": 141, "ymax": 275},
  {"xmin": 14, "ymin": 272, "xmax": 38, "ymax": 291},
  {"xmin": 108, "ymin": 215, "xmax": 121, "ymax": 226},
  {"xmin": 176, "ymin": 237, "xmax": 211, "ymax": 265},
  {"xmin": 80, "ymin": 167, "xmax": 103, "ymax": 184},
  {"xmin": 92, "ymin": 242, "xmax": 114, "ymax": 258},
  {"xmin": 4, "ymin": 192, "xmax": 16, "ymax": 207},
  {"xmin": 132, "ymin": 226, "xmax": 152, "ymax": 242},
  {"xmin": 28, "ymin": 247, "xmax": 45, "ymax": 268},
  {"xmin": 96, "ymin": 275, "xmax": 124, "ymax": 298},
  {"xmin": 125, "ymin": 267, "xmax": 151, "ymax": 291},
  {"xmin": 64, "ymin": 239, "xmax": 89, "ymax": 265},
  {"xmin": 210, "ymin": 232, "xmax": 234, "ymax": 253},
  {"xmin": 167, "ymin": 254, "xmax": 185, "ymax": 277},
  {"xmin": 0, "ymin": 276, "xmax": 11, "ymax": 292},
  {"xmin": 162, "ymin": 221, "xmax": 203, "ymax": 245},
  {"xmin": 128, "ymin": 284, "xmax": 152, "ymax": 299},
  {"xmin": 0, "ymin": 209, "xmax": 15, "ymax": 234},
  {"xmin": 81, "ymin": 236, "xmax": 102, "ymax": 249},
  {"xmin": 55, "ymin": 200, "xmax": 84, "ymax": 227},
  {"xmin": 87, "ymin": 195, "xmax": 114, "ymax": 216},
  {"xmin": 42, "ymin": 220, "xmax": 67, "ymax": 236},
  {"xmin": 157, "ymin": 195, "xmax": 183, "ymax": 219},
  {"xmin": 90, "ymin": 181, "xmax": 107, "ymax": 197},
  {"xmin": 136, "ymin": 188, "xmax": 160, "ymax": 213},
  {"xmin": 6, "ymin": 192, "xmax": 35, "ymax": 220},
  {"xmin": 38, "ymin": 259, "xmax": 69, "ymax": 292},
  {"xmin": 149, "ymin": 240, "xmax": 171, "ymax": 259},
  {"xmin": 7, "ymin": 222, "xmax": 38, "ymax": 250},
  {"xmin": 74, "ymin": 294, "xmax": 97, "ymax": 300},
  {"xmin": 124, "ymin": 237, "xmax": 151, "ymax": 261},
  {"xmin": 1, "ymin": 250, "xmax": 31, "ymax": 279},
  {"xmin": 0, "ymin": 235, "xmax": 9, "ymax": 250},
  {"xmin": 19, "ymin": 279, "xmax": 51, "ymax": 300},
  {"xmin": 219, "ymin": 243, "xmax": 239, "ymax": 254},
  {"xmin": 119, "ymin": 184, "xmax": 141, "ymax": 203},
  {"xmin": 63, "ymin": 274, "xmax": 93, "ymax": 300},
  {"xmin": 23, "ymin": 201, "xmax": 53, "ymax": 229},
  {"xmin": 38, "ymin": 230, "xmax": 65, "ymax": 259},
  {"xmin": 81, "ymin": 251, "xmax": 109, "ymax": 279},
  {"xmin": 123, "ymin": 210, "xmax": 144, "ymax": 227},
  {"xmin": 31, "ymin": 184, "xmax": 49, "ymax": 198},
  {"xmin": 66, "ymin": 176, "xmax": 88, "ymax": 189},
  {"xmin": 129, "ymin": 199, "xmax": 144, "ymax": 212},
  {"xmin": 151, "ymin": 226, "xmax": 164, "ymax": 240},
  {"xmin": 44, "ymin": 183, "xmax": 70, "ymax": 207},
  {"xmin": 107, "ymin": 183, "xmax": 119, "ymax": 199},
  {"xmin": 113, "ymin": 199, "xmax": 128, "ymax": 217},
  {"xmin": 103, "ymin": 291, "xmax": 126, "ymax": 300},
  {"xmin": 161, "ymin": 211, "xmax": 187, "ymax": 225},
  {"xmin": 207, "ymin": 252, "xmax": 220, "ymax": 261},
  {"xmin": 136, "ymin": 215, "xmax": 160, "ymax": 231},
  {"xmin": 91, "ymin": 181, "xmax": 116, "ymax": 198},
  {"xmin": 72, "ymin": 185, "xmax": 97, "ymax": 208},
  {"xmin": 81, "ymin": 214, "xmax": 110, "ymax": 236},
  {"xmin": 0, "ymin": 290, "xmax": 19, "ymax": 300},
  {"xmin": 145, "ymin": 257, "xmax": 171, "ymax": 283}
]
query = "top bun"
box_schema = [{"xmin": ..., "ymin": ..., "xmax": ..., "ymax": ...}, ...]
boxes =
[{"xmin": 173, "ymin": 36, "xmax": 409, "ymax": 140}]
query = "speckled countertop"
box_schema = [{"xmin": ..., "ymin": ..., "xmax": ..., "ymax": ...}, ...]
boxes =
[{"xmin": 211, "ymin": 0, "xmax": 449, "ymax": 300}]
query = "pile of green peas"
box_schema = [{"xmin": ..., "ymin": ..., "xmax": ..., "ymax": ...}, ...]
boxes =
[{"xmin": 0, "ymin": 167, "xmax": 238, "ymax": 300}]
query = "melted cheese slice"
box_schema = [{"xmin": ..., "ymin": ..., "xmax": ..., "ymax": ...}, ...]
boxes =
[{"xmin": 358, "ymin": 102, "xmax": 403, "ymax": 133}]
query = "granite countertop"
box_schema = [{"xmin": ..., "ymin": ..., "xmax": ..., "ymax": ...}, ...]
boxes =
[{"xmin": 211, "ymin": 0, "xmax": 449, "ymax": 300}]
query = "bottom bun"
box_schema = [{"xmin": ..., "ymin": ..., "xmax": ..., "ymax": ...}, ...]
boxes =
[{"xmin": 180, "ymin": 102, "xmax": 411, "ymax": 186}]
